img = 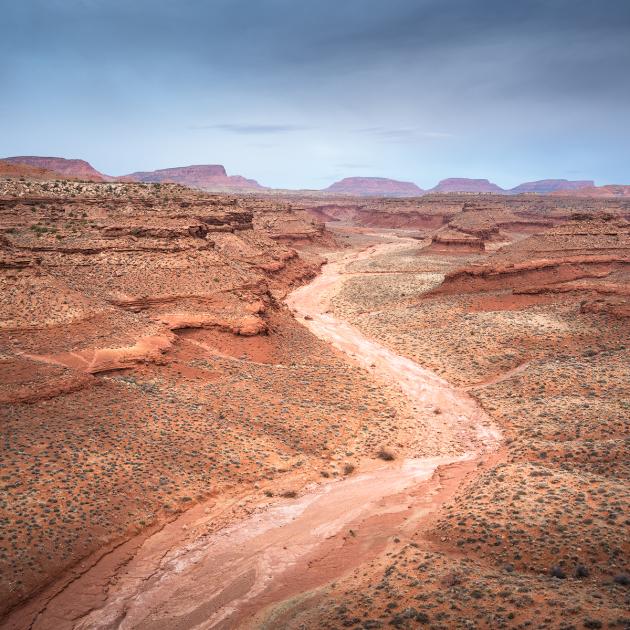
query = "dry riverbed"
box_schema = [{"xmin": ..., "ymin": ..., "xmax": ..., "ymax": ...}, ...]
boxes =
[{"xmin": 3, "ymin": 238, "xmax": 501, "ymax": 630}]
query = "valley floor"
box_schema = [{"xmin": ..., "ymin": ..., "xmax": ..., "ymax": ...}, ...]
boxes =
[{"xmin": 2, "ymin": 227, "xmax": 628, "ymax": 630}]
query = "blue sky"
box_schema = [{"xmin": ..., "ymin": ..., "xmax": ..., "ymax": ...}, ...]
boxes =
[{"xmin": 1, "ymin": 0, "xmax": 629, "ymax": 189}]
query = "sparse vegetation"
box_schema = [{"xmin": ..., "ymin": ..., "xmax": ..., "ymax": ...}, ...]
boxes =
[
  {"xmin": 377, "ymin": 447, "xmax": 395, "ymax": 461},
  {"xmin": 1, "ymin": 184, "xmax": 627, "ymax": 628}
]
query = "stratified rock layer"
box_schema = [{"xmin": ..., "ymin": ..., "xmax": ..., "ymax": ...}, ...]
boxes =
[{"xmin": 434, "ymin": 217, "xmax": 630, "ymax": 299}]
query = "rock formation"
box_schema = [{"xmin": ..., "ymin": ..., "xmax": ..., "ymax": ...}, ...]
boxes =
[
  {"xmin": 0, "ymin": 160, "xmax": 71, "ymax": 180},
  {"xmin": 551, "ymin": 184, "xmax": 630, "ymax": 198},
  {"xmin": 300, "ymin": 193, "xmax": 630, "ymax": 235},
  {"xmin": 2, "ymin": 156, "xmax": 110, "ymax": 181},
  {"xmin": 324, "ymin": 177, "xmax": 424, "ymax": 197},
  {"xmin": 433, "ymin": 217, "xmax": 630, "ymax": 297},
  {"xmin": 123, "ymin": 164, "xmax": 267, "ymax": 192},
  {"xmin": 510, "ymin": 179, "xmax": 594, "ymax": 193},
  {"xmin": 1, "ymin": 157, "xmax": 267, "ymax": 192},
  {"xmin": 429, "ymin": 178, "xmax": 505, "ymax": 193}
]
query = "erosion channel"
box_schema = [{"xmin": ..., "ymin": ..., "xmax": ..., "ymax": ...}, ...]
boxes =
[{"xmin": 8, "ymin": 238, "xmax": 501, "ymax": 630}]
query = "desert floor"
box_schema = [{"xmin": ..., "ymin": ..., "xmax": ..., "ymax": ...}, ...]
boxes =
[{"xmin": 5, "ymin": 227, "xmax": 627, "ymax": 630}]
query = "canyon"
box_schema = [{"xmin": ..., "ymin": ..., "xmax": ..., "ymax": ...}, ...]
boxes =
[
  {"xmin": 0, "ymin": 172, "xmax": 628, "ymax": 629},
  {"xmin": 4, "ymin": 1, "xmax": 629, "ymax": 628}
]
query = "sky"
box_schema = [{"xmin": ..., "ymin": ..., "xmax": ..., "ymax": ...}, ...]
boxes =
[{"xmin": 1, "ymin": 0, "xmax": 629, "ymax": 189}]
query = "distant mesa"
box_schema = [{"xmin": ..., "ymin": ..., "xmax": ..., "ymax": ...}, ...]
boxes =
[
  {"xmin": 550, "ymin": 184, "xmax": 630, "ymax": 198},
  {"xmin": 0, "ymin": 157, "xmax": 267, "ymax": 193},
  {"xmin": 429, "ymin": 178, "xmax": 505, "ymax": 194},
  {"xmin": 325, "ymin": 177, "xmax": 424, "ymax": 197},
  {"xmin": 510, "ymin": 179, "xmax": 594, "ymax": 194},
  {"xmin": 0, "ymin": 159, "xmax": 69, "ymax": 180},
  {"xmin": 129, "ymin": 164, "xmax": 227, "ymax": 181},
  {"xmin": 2, "ymin": 156, "xmax": 111, "ymax": 181},
  {"xmin": 325, "ymin": 176, "xmax": 621, "ymax": 198},
  {"xmin": 123, "ymin": 165, "xmax": 267, "ymax": 192},
  {"xmin": 3, "ymin": 156, "xmax": 626, "ymax": 198}
]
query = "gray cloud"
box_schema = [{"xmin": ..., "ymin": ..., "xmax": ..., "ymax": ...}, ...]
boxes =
[{"xmin": 1, "ymin": 0, "xmax": 629, "ymax": 187}]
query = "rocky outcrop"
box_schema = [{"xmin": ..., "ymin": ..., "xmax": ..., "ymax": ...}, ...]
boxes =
[
  {"xmin": 301, "ymin": 196, "xmax": 630, "ymax": 250},
  {"xmin": 432, "ymin": 219, "xmax": 630, "ymax": 295},
  {"xmin": 25, "ymin": 333, "xmax": 177, "ymax": 374},
  {"xmin": 580, "ymin": 297, "xmax": 630, "ymax": 318},
  {"xmin": 425, "ymin": 228, "xmax": 486, "ymax": 253},
  {"xmin": 199, "ymin": 209, "xmax": 254, "ymax": 231},
  {"xmin": 516, "ymin": 279, "xmax": 630, "ymax": 297},
  {"xmin": 100, "ymin": 223, "xmax": 210, "ymax": 239},
  {"xmin": 510, "ymin": 179, "xmax": 594, "ymax": 194},
  {"xmin": 123, "ymin": 165, "xmax": 266, "ymax": 192},
  {"xmin": 0, "ymin": 358, "xmax": 97, "ymax": 404},
  {"xmin": 430, "ymin": 178, "xmax": 504, "ymax": 194},
  {"xmin": 301, "ymin": 197, "xmax": 463, "ymax": 228},
  {"xmin": 0, "ymin": 180, "xmax": 321, "ymax": 378},
  {"xmin": 517, "ymin": 279, "xmax": 630, "ymax": 319},
  {"xmin": 435, "ymin": 255, "xmax": 629, "ymax": 294},
  {"xmin": 324, "ymin": 177, "xmax": 424, "ymax": 197},
  {"xmin": 253, "ymin": 208, "xmax": 325, "ymax": 242}
]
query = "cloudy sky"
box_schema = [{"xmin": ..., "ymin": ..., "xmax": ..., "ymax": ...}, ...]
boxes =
[{"xmin": 1, "ymin": 0, "xmax": 629, "ymax": 188}]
